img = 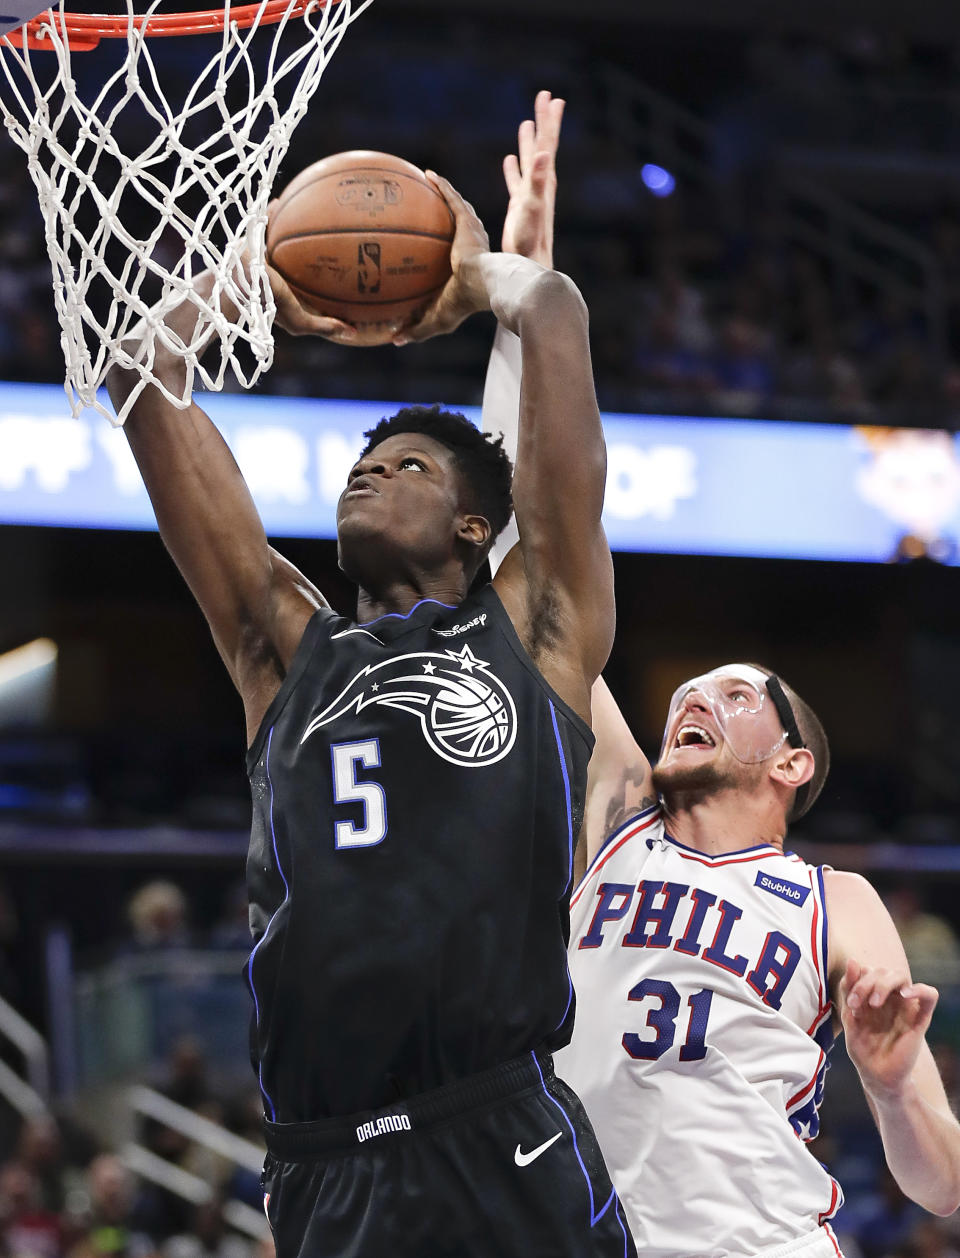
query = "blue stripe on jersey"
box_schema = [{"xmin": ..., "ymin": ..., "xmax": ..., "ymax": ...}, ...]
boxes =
[
  {"xmin": 614, "ymin": 1198, "xmax": 630, "ymax": 1256},
  {"xmin": 548, "ymin": 700, "xmax": 574, "ymax": 888},
  {"xmin": 358, "ymin": 597, "xmax": 456, "ymax": 627},
  {"xmin": 662, "ymin": 831, "xmax": 781, "ymax": 861},
  {"xmin": 246, "ymin": 725, "xmax": 289, "ymax": 1121},
  {"xmin": 549, "ymin": 700, "xmax": 575, "ymax": 1032},
  {"xmin": 817, "ymin": 865, "xmax": 830, "ymax": 990},
  {"xmin": 531, "ymin": 1052, "xmax": 623, "ymax": 1242}
]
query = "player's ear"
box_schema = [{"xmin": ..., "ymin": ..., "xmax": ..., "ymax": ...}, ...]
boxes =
[
  {"xmin": 458, "ymin": 513, "xmax": 491, "ymax": 553},
  {"xmin": 769, "ymin": 747, "xmax": 815, "ymax": 792}
]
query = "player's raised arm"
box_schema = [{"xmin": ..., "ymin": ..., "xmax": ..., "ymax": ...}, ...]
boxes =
[
  {"xmin": 482, "ymin": 94, "xmax": 653, "ymax": 857},
  {"xmin": 106, "ymin": 262, "xmax": 354, "ymax": 742},
  {"xmin": 826, "ymin": 870, "xmax": 960, "ymax": 1215},
  {"xmin": 488, "ymin": 257, "xmax": 613, "ymax": 722},
  {"xmin": 403, "ymin": 184, "xmax": 611, "ymax": 726}
]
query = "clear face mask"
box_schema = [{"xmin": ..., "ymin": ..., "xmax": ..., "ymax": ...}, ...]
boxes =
[{"xmin": 661, "ymin": 665, "xmax": 792, "ymax": 765}]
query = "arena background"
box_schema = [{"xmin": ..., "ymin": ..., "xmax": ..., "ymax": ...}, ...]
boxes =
[{"xmin": 0, "ymin": 1, "xmax": 959, "ymax": 1254}]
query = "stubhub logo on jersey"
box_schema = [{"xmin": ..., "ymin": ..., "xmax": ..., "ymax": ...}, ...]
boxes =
[{"xmin": 754, "ymin": 871, "xmax": 810, "ymax": 907}]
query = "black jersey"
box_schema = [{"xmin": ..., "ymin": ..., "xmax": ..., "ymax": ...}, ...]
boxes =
[{"xmin": 244, "ymin": 583, "xmax": 593, "ymax": 1123}]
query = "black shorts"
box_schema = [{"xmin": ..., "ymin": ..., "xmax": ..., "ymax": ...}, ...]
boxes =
[{"xmin": 261, "ymin": 1050, "xmax": 635, "ymax": 1258}]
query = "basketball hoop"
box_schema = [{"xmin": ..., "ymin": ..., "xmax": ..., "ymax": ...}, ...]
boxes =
[{"xmin": 0, "ymin": 0, "xmax": 374, "ymax": 423}]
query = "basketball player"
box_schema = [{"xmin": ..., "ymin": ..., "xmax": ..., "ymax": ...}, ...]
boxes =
[
  {"xmin": 484, "ymin": 115, "xmax": 960, "ymax": 1257},
  {"xmin": 105, "ymin": 94, "xmax": 634, "ymax": 1258}
]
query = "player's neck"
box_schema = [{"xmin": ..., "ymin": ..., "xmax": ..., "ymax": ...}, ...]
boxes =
[
  {"xmin": 662, "ymin": 792, "xmax": 786, "ymax": 857},
  {"xmin": 354, "ymin": 569, "xmax": 469, "ymax": 624}
]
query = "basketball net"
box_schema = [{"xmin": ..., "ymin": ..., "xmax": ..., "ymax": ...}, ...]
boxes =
[{"xmin": 0, "ymin": 0, "xmax": 374, "ymax": 424}]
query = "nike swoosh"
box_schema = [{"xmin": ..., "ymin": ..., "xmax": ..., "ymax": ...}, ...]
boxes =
[{"xmin": 514, "ymin": 1131, "xmax": 563, "ymax": 1167}]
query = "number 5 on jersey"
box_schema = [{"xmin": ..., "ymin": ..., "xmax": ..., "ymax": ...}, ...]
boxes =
[{"xmin": 331, "ymin": 740, "xmax": 388, "ymax": 849}]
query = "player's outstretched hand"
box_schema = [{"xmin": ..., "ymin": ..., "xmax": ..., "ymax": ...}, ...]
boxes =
[
  {"xmin": 839, "ymin": 957, "xmax": 939, "ymax": 1101},
  {"xmin": 502, "ymin": 89, "xmax": 564, "ymax": 269},
  {"xmin": 393, "ymin": 173, "xmax": 490, "ymax": 346},
  {"xmin": 265, "ymin": 259, "xmax": 357, "ymax": 342},
  {"xmin": 257, "ymin": 219, "xmax": 357, "ymax": 342}
]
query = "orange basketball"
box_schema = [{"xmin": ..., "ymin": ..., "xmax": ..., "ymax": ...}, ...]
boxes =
[{"xmin": 266, "ymin": 151, "xmax": 455, "ymax": 346}]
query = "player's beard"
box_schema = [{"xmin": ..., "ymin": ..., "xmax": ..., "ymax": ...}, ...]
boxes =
[{"xmin": 651, "ymin": 755, "xmax": 742, "ymax": 804}]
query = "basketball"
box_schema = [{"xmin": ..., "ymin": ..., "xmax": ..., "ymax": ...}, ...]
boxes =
[{"xmin": 266, "ymin": 151, "xmax": 455, "ymax": 346}]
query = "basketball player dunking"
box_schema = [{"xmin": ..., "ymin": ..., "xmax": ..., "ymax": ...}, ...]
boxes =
[
  {"xmin": 483, "ymin": 115, "xmax": 960, "ymax": 1258},
  {"xmin": 106, "ymin": 94, "xmax": 634, "ymax": 1258}
]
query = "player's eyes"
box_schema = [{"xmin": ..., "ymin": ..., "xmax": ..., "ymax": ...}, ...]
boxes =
[{"xmin": 399, "ymin": 457, "xmax": 426, "ymax": 471}]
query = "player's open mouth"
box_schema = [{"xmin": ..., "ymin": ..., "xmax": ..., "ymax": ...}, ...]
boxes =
[
  {"xmin": 675, "ymin": 724, "xmax": 716, "ymax": 749},
  {"xmin": 343, "ymin": 477, "xmax": 380, "ymax": 499}
]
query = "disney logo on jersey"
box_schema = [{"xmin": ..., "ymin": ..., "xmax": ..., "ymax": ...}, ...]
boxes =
[
  {"xmin": 431, "ymin": 612, "xmax": 487, "ymax": 638},
  {"xmin": 300, "ymin": 644, "xmax": 517, "ymax": 768}
]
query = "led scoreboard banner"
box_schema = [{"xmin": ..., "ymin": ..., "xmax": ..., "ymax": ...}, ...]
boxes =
[{"xmin": 1, "ymin": 381, "xmax": 959, "ymax": 565}]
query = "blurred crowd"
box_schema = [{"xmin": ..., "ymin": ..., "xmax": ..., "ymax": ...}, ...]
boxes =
[
  {"xmin": 0, "ymin": 1112, "xmax": 272, "ymax": 1258},
  {"xmin": 0, "ymin": 871, "xmax": 957, "ymax": 1257},
  {"xmin": 1, "ymin": 14, "xmax": 960, "ymax": 1255},
  {"xmin": 1, "ymin": 22, "xmax": 960, "ymax": 427}
]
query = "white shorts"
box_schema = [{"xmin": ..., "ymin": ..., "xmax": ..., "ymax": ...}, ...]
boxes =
[{"xmin": 757, "ymin": 1225, "xmax": 844, "ymax": 1258}]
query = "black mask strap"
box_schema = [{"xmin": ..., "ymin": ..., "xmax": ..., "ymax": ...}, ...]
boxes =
[{"xmin": 765, "ymin": 675, "xmax": 810, "ymax": 820}]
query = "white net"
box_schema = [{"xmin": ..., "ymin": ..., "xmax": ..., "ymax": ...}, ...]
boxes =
[{"xmin": 0, "ymin": 0, "xmax": 373, "ymax": 424}]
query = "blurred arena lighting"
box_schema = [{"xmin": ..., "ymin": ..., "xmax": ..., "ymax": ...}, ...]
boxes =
[
  {"xmin": 641, "ymin": 163, "xmax": 676, "ymax": 197},
  {"xmin": 0, "ymin": 638, "xmax": 57, "ymax": 729}
]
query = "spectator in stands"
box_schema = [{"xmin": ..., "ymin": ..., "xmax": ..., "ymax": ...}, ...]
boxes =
[
  {"xmin": 160, "ymin": 1199, "xmax": 250, "ymax": 1258},
  {"xmin": 124, "ymin": 884, "xmax": 192, "ymax": 954},
  {"xmin": 160, "ymin": 1039, "xmax": 213, "ymax": 1116},
  {"xmin": 638, "ymin": 259, "xmax": 715, "ymax": 357},
  {"xmin": 711, "ymin": 312, "xmax": 775, "ymax": 411},
  {"xmin": 884, "ymin": 882, "xmax": 960, "ymax": 985},
  {"xmin": 930, "ymin": 1041, "xmax": 960, "ymax": 1118},
  {"xmin": 15, "ymin": 1115, "xmax": 82, "ymax": 1217},
  {"xmin": 0, "ymin": 877, "xmax": 21, "ymax": 1012},
  {"xmin": 207, "ymin": 886, "xmax": 249, "ymax": 953},
  {"xmin": 898, "ymin": 1217, "xmax": 960, "ymax": 1258},
  {"xmin": 68, "ymin": 1155, "xmax": 156, "ymax": 1258},
  {"xmin": 847, "ymin": 1165, "xmax": 930, "ymax": 1258},
  {"xmin": 632, "ymin": 309, "xmax": 716, "ymax": 396},
  {"xmin": 0, "ymin": 1159, "xmax": 64, "ymax": 1258}
]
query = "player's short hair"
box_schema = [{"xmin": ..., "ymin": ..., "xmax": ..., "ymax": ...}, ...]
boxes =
[
  {"xmin": 360, "ymin": 405, "xmax": 514, "ymax": 544},
  {"xmin": 749, "ymin": 663, "xmax": 830, "ymax": 822}
]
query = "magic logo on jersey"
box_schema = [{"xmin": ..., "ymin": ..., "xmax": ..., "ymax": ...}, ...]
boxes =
[{"xmin": 300, "ymin": 644, "xmax": 518, "ymax": 767}]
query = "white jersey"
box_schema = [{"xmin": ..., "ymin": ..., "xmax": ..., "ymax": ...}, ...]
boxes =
[{"xmin": 556, "ymin": 807, "xmax": 843, "ymax": 1257}]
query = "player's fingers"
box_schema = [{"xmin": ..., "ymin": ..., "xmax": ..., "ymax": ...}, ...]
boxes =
[
  {"xmin": 839, "ymin": 957, "xmax": 861, "ymax": 1002},
  {"xmin": 502, "ymin": 153, "xmax": 522, "ymax": 198},
  {"xmin": 424, "ymin": 170, "xmax": 475, "ymax": 219},
  {"xmin": 300, "ymin": 315, "xmax": 356, "ymax": 341},
  {"xmin": 526, "ymin": 149, "xmax": 553, "ymax": 197},
  {"xmin": 851, "ymin": 969, "xmax": 910, "ymax": 1010},
  {"xmin": 536, "ymin": 92, "xmax": 565, "ymax": 156},
  {"xmin": 900, "ymin": 982, "xmax": 939, "ymax": 1021},
  {"xmin": 533, "ymin": 89, "xmax": 553, "ymax": 145},
  {"xmin": 517, "ymin": 118, "xmax": 536, "ymax": 176}
]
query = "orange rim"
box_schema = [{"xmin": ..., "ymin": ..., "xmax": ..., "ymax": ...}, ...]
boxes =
[{"xmin": 4, "ymin": 0, "xmax": 332, "ymax": 49}]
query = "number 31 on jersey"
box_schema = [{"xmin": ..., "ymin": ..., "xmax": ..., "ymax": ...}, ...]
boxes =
[{"xmin": 624, "ymin": 979, "xmax": 714, "ymax": 1061}]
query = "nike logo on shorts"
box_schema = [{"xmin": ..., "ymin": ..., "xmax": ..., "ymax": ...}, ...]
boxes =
[{"xmin": 514, "ymin": 1131, "xmax": 562, "ymax": 1167}]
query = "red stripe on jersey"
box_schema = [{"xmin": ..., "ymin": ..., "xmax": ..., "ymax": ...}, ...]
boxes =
[
  {"xmin": 807, "ymin": 870, "xmax": 829, "ymax": 1015},
  {"xmin": 571, "ymin": 809, "xmax": 661, "ymax": 909},
  {"xmin": 806, "ymin": 1004, "xmax": 833, "ymax": 1040},
  {"xmin": 664, "ymin": 845, "xmax": 782, "ymax": 869},
  {"xmin": 787, "ymin": 1048, "xmax": 825, "ymax": 1110},
  {"xmin": 819, "ymin": 1189, "xmax": 842, "ymax": 1231}
]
